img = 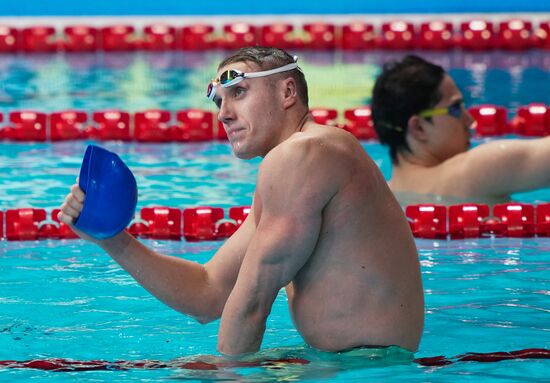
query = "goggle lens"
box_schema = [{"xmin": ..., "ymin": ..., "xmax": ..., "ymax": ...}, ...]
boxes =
[
  {"xmin": 419, "ymin": 101, "xmax": 464, "ymax": 119},
  {"xmin": 207, "ymin": 70, "xmax": 245, "ymax": 100},
  {"xmin": 219, "ymin": 70, "xmax": 243, "ymax": 85},
  {"xmin": 206, "ymin": 82, "xmax": 215, "ymax": 99},
  {"xmin": 448, "ymin": 101, "xmax": 463, "ymax": 118}
]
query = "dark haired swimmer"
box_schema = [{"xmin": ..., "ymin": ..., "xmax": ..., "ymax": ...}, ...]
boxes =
[
  {"xmin": 59, "ymin": 46, "xmax": 424, "ymax": 356},
  {"xmin": 371, "ymin": 55, "xmax": 550, "ymax": 205}
]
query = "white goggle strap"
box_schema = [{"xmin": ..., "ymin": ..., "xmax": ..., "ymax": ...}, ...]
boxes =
[
  {"xmin": 243, "ymin": 63, "xmax": 299, "ymax": 79},
  {"xmin": 212, "ymin": 60, "xmax": 301, "ymax": 98}
]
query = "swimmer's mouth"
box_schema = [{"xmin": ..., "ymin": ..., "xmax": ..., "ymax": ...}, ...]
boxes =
[{"xmin": 227, "ymin": 127, "xmax": 245, "ymax": 135}]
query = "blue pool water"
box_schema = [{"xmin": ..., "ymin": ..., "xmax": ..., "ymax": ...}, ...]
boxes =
[
  {"xmin": 0, "ymin": 50, "xmax": 548, "ymax": 115},
  {"xmin": 0, "ymin": 50, "xmax": 549, "ymax": 381},
  {"xmin": 1, "ymin": 142, "xmax": 549, "ymax": 382}
]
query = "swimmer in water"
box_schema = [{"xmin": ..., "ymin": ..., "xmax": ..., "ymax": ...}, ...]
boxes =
[
  {"xmin": 59, "ymin": 46, "xmax": 424, "ymax": 356},
  {"xmin": 371, "ymin": 55, "xmax": 550, "ymax": 206}
]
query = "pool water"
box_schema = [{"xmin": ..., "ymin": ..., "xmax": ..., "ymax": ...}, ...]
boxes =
[
  {"xmin": 0, "ymin": 50, "xmax": 548, "ymax": 115},
  {"xmin": 0, "ymin": 50, "xmax": 549, "ymax": 381},
  {"xmin": 1, "ymin": 141, "xmax": 549, "ymax": 382}
]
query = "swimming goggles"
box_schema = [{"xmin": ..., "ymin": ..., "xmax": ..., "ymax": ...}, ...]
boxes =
[
  {"xmin": 419, "ymin": 100, "xmax": 464, "ymax": 119},
  {"xmin": 206, "ymin": 61, "xmax": 300, "ymax": 101}
]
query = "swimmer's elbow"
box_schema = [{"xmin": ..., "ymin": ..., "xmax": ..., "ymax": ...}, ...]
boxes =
[
  {"xmin": 197, "ymin": 303, "xmax": 224, "ymax": 324},
  {"xmin": 192, "ymin": 305, "xmax": 224, "ymax": 324},
  {"xmin": 185, "ymin": 311, "xmax": 219, "ymax": 325},
  {"xmin": 174, "ymin": 297, "xmax": 225, "ymax": 325},
  {"xmin": 195, "ymin": 315, "xmax": 216, "ymax": 325}
]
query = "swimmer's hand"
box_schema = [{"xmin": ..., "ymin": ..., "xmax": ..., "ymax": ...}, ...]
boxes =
[{"xmin": 58, "ymin": 181, "xmax": 96, "ymax": 242}]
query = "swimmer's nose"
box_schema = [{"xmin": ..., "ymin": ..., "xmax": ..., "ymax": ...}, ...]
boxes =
[
  {"xmin": 218, "ymin": 99, "xmax": 235, "ymax": 126},
  {"xmin": 463, "ymin": 108, "xmax": 475, "ymax": 134}
]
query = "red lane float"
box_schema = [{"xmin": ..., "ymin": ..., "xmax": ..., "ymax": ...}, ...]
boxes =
[
  {"xmin": 2, "ymin": 19, "xmax": 550, "ymax": 53},
  {"xmin": 21, "ymin": 26, "xmax": 56, "ymax": 53},
  {"xmin": 493, "ymin": 203, "xmax": 535, "ymax": 237},
  {"xmin": 6, "ymin": 208, "xmax": 47, "ymax": 241},
  {"xmin": 90, "ymin": 110, "xmax": 131, "ymax": 141},
  {"xmin": 341, "ymin": 22, "xmax": 376, "ymax": 50},
  {"xmin": 2, "ymin": 204, "xmax": 550, "ymax": 241},
  {"xmin": 469, "ymin": 105, "xmax": 508, "ymax": 137},
  {"xmin": 415, "ymin": 348, "xmax": 550, "ymax": 367},
  {"xmin": 536, "ymin": 203, "xmax": 550, "ymax": 236},
  {"xmin": 303, "ymin": 23, "xmax": 337, "ymax": 50},
  {"xmin": 174, "ymin": 110, "xmax": 214, "ymax": 142},
  {"xmin": 228, "ymin": 206, "xmax": 251, "ymax": 227},
  {"xmin": 183, "ymin": 207, "xmax": 226, "ymax": 241},
  {"xmin": 259, "ymin": 23, "xmax": 294, "ymax": 49},
  {"xmin": 0, "ymin": 26, "xmax": 19, "ymax": 53},
  {"xmin": 222, "ymin": 23, "xmax": 258, "ymax": 50},
  {"xmin": 100, "ymin": 25, "xmax": 136, "ymax": 51},
  {"xmin": 380, "ymin": 21, "xmax": 416, "ymax": 50},
  {"xmin": 343, "ymin": 107, "xmax": 377, "ymax": 140},
  {"xmin": 0, "ymin": 356, "xmax": 310, "ymax": 372},
  {"xmin": 134, "ymin": 110, "xmax": 172, "ymax": 142},
  {"xmin": 511, "ymin": 103, "xmax": 550, "ymax": 136},
  {"xmin": 418, "ymin": 21, "xmax": 454, "ymax": 50},
  {"xmin": 143, "ymin": 24, "xmax": 178, "ymax": 51},
  {"xmin": 406, "ymin": 205, "xmax": 447, "ymax": 239},
  {"xmin": 459, "ymin": 20, "xmax": 495, "ymax": 50},
  {"xmin": 405, "ymin": 203, "xmax": 543, "ymax": 239},
  {"xmin": 180, "ymin": 24, "xmax": 215, "ymax": 51},
  {"xmin": 50, "ymin": 110, "xmax": 88, "ymax": 141},
  {"xmin": 448, "ymin": 204, "xmax": 490, "ymax": 239},
  {"xmin": 63, "ymin": 26, "xmax": 99, "ymax": 52},
  {"xmin": 0, "ymin": 348, "xmax": 547, "ymax": 371},
  {"xmin": 130, "ymin": 207, "xmax": 182, "ymax": 240},
  {"xmin": 310, "ymin": 108, "xmax": 338, "ymax": 126},
  {"xmin": 537, "ymin": 21, "xmax": 550, "ymax": 49},
  {"xmin": 6, "ymin": 111, "xmax": 47, "ymax": 142},
  {"xmin": 498, "ymin": 19, "xmax": 535, "ymax": 50},
  {"xmin": 0, "ymin": 103, "xmax": 548, "ymax": 142},
  {"xmin": 182, "ymin": 206, "xmax": 250, "ymax": 241}
]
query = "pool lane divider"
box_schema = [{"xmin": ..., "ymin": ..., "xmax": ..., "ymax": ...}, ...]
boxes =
[
  {"xmin": 1, "ymin": 19, "xmax": 549, "ymax": 54},
  {"xmin": 1, "ymin": 203, "xmax": 550, "ymax": 241},
  {"xmin": 0, "ymin": 103, "xmax": 549, "ymax": 142},
  {"xmin": 0, "ymin": 348, "xmax": 548, "ymax": 372}
]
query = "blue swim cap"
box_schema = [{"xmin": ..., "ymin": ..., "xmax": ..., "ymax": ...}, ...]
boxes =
[{"xmin": 74, "ymin": 145, "xmax": 137, "ymax": 239}]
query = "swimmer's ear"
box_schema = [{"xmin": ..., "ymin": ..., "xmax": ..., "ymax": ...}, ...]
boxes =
[
  {"xmin": 407, "ymin": 115, "xmax": 429, "ymax": 143},
  {"xmin": 280, "ymin": 77, "xmax": 298, "ymax": 109}
]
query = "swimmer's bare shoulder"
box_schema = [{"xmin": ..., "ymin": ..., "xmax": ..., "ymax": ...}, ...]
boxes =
[
  {"xmin": 275, "ymin": 123, "xmax": 365, "ymax": 170},
  {"xmin": 253, "ymin": 123, "xmax": 359, "ymax": 223}
]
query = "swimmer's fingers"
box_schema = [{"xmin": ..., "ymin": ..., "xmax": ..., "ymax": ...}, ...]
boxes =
[
  {"xmin": 58, "ymin": 201, "xmax": 81, "ymax": 225},
  {"xmin": 70, "ymin": 183, "xmax": 86, "ymax": 204},
  {"xmin": 65, "ymin": 185, "xmax": 85, "ymax": 213},
  {"xmin": 58, "ymin": 187, "xmax": 85, "ymax": 225},
  {"xmin": 57, "ymin": 209, "xmax": 73, "ymax": 226}
]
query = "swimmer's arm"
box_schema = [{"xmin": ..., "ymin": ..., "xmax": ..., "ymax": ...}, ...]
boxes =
[
  {"xmin": 461, "ymin": 136, "xmax": 550, "ymax": 196},
  {"xmin": 99, "ymin": 211, "xmax": 256, "ymax": 323},
  {"xmin": 217, "ymin": 140, "xmax": 336, "ymax": 355},
  {"xmin": 59, "ymin": 185, "xmax": 256, "ymax": 323}
]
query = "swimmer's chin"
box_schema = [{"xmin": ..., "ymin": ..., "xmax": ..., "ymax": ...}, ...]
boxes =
[{"xmin": 231, "ymin": 147, "xmax": 259, "ymax": 160}]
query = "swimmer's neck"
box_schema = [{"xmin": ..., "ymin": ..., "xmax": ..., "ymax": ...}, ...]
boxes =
[
  {"xmin": 395, "ymin": 150, "xmax": 446, "ymax": 169},
  {"xmin": 262, "ymin": 111, "xmax": 313, "ymax": 157},
  {"xmin": 389, "ymin": 151, "xmax": 450, "ymax": 190}
]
